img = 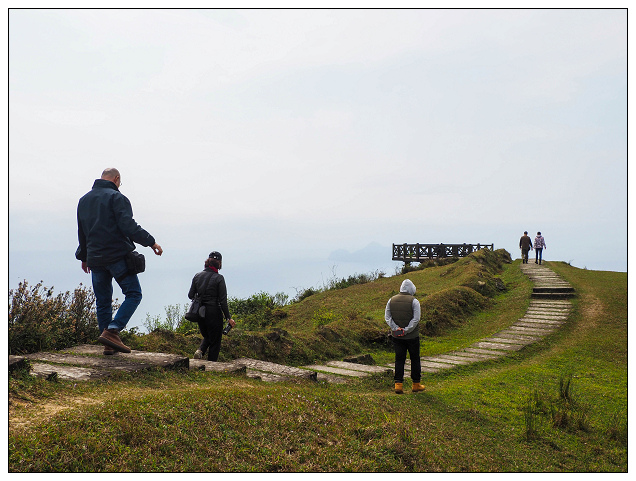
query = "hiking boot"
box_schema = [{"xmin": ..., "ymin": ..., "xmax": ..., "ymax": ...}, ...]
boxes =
[
  {"xmin": 194, "ymin": 350, "xmax": 203, "ymax": 359},
  {"xmin": 394, "ymin": 382, "xmax": 404, "ymax": 394},
  {"xmin": 98, "ymin": 328, "xmax": 131, "ymax": 353},
  {"xmin": 412, "ymin": 382, "xmax": 425, "ymax": 393},
  {"xmin": 103, "ymin": 346, "xmax": 115, "ymax": 355}
]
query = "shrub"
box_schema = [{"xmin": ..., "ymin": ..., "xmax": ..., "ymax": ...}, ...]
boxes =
[
  {"xmin": 143, "ymin": 304, "xmax": 191, "ymax": 333},
  {"xmin": 312, "ymin": 308, "xmax": 338, "ymax": 329},
  {"xmin": 8, "ymin": 280, "xmax": 103, "ymax": 354},
  {"xmin": 326, "ymin": 270, "xmax": 385, "ymax": 290},
  {"xmin": 229, "ymin": 291, "xmax": 289, "ymax": 330},
  {"xmin": 400, "ymin": 257, "xmax": 459, "ymax": 274}
]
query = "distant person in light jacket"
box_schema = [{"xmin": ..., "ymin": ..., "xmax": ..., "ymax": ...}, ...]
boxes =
[
  {"xmin": 534, "ymin": 232, "xmax": 546, "ymax": 264},
  {"xmin": 385, "ymin": 279, "xmax": 424, "ymax": 394}
]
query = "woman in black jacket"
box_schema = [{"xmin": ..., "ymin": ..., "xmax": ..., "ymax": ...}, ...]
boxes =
[{"xmin": 188, "ymin": 251, "xmax": 235, "ymax": 361}]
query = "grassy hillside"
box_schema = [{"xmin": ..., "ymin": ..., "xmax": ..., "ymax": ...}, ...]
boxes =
[{"xmin": 8, "ymin": 255, "xmax": 627, "ymax": 472}]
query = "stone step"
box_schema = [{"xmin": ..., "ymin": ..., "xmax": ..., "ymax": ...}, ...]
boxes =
[
  {"xmin": 532, "ymin": 292, "xmax": 576, "ymax": 299},
  {"xmin": 246, "ymin": 370, "xmax": 293, "ymax": 383},
  {"xmin": 16, "ymin": 344, "xmax": 189, "ymax": 381},
  {"xmin": 326, "ymin": 361, "xmax": 393, "ymax": 375},
  {"xmin": 533, "ymin": 287, "xmax": 575, "ymax": 294},
  {"xmin": 62, "ymin": 344, "xmax": 189, "ymax": 370},
  {"xmin": 30, "ymin": 362, "xmax": 111, "ymax": 381},
  {"xmin": 447, "ymin": 350, "xmax": 501, "ymax": 361},
  {"xmin": 236, "ymin": 358, "xmax": 318, "ymax": 381},
  {"xmin": 190, "ymin": 359, "xmax": 246, "ymax": 374},
  {"xmin": 513, "ymin": 322, "xmax": 558, "ymax": 331},
  {"xmin": 481, "ymin": 337, "xmax": 534, "ymax": 346},
  {"xmin": 471, "ymin": 341, "xmax": 525, "ymax": 351},
  {"xmin": 507, "ymin": 325, "xmax": 555, "ymax": 336},
  {"xmin": 529, "ymin": 301, "xmax": 572, "ymax": 307},
  {"xmin": 493, "ymin": 331, "xmax": 541, "ymax": 342},
  {"xmin": 420, "ymin": 359, "xmax": 458, "ymax": 369},
  {"xmin": 518, "ymin": 317, "xmax": 566, "ymax": 325},
  {"xmin": 421, "ymin": 355, "xmax": 472, "ymax": 365},
  {"xmin": 525, "ymin": 311, "xmax": 569, "ymax": 318},
  {"xmin": 303, "ymin": 364, "xmax": 369, "ymax": 377}
]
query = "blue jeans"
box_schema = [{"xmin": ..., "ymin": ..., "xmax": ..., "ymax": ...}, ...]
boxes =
[{"xmin": 91, "ymin": 258, "xmax": 142, "ymax": 333}]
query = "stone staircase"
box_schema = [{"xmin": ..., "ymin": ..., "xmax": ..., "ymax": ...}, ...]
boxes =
[{"xmin": 9, "ymin": 262, "xmax": 574, "ymax": 384}]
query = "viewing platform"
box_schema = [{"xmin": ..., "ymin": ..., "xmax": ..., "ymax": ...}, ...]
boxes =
[{"xmin": 392, "ymin": 243, "xmax": 494, "ymax": 262}]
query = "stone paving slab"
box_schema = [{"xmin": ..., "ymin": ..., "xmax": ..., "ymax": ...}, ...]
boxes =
[
  {"xmin": 494, "ymin": 332, "xmax": 541, "ymax": 341},
  {"xmin": 518, "ymin": 317, "xmax": 565, "ymax": 325},
  {"xmin": 498, "ymin": 328, "xmax": 545, "ymax": 337},
  {"xmin": 481, "ymin": 337, "xmax": 534, "ymax": 345},
  {"xmin": 447, "ymin": 351, "xmax": 500, "ymax": 361},
  {"xmin": 29, "ymin": 362, "xmax": 110, "ymax": 381},
  {"xmin": 420, "ymin": 360, "xmax": 457, "ymax": 369},
  {"xmin": 528, "ymin": 303, "xmax": 571, "ymax": 309},
  {"xmin": 472, "ymin": 341, "xmax": 524, "ymax": 351},
  {"xmin": 326, "ymin": 361, "xmax": 393, "ymax": 375},
  {"xmin": 236, "ymin": 358, "xmax": 318, "ymax": 381},
  {"xmin": 246, "ymin": 369, "xmax": 292, "ymax": 383},
  {"xmin": 61, "ymin": 344, "xmax": 189, "ymax": 370},
  {"xmin": 524, "ymin": 312, "xmax": 569, "ymax": 319},
  {"xmin": 303, "ymin": 364, "xmax": 369, "ymax": 377},
  {"xmin": 24, "ymin": 351, "xmax": 157, "ymax": 373},
  {"xmin": 422, "ymin": 356, "xmax": 472, "ymax": 365},
  {"xmin": 463, "ymin": 347, "xmax": 508, "ymax": 356},
  {"xmin": 528, "ymin": 305, "xmax": 571, "ymax": 311},
  {"xmin": 508, "ymin": 325, "xmax": 556, "ymax": 335},
  {"xmin": 513, "ymin": 321, "xmax": 558, "ymax": 330},
  {"xmin": 190, "ymin": 359, "xmax": 246, "ymax": 374},
  {"xmin": 316, "ymin": 372, "xmax": 351, "ymax": 384}
]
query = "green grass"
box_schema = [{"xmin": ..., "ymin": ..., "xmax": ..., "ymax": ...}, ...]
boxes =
[{"xmin": 9, "ymin": 256, "xmax": 627, "ymax": 472}]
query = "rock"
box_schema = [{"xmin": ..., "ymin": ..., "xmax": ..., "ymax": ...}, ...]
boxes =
[{"xmin": 343, "ymin": 354, "xmax": 376, "ymax": 365}]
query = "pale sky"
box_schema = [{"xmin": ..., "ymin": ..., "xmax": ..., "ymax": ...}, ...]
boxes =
[{"xmin": 7, "ymin": 7, "xmax": 627, "ymax": 330}]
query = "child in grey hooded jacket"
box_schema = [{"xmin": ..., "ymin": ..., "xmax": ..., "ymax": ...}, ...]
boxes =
[{"xmin": 385, "ymin": 279, "xmax": 424, "ymax": 394}]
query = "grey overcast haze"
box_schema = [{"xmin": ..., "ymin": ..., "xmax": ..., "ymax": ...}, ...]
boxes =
[{"xmin": 8, "ymin": 7, "xmax": 627, "ymax": 331}]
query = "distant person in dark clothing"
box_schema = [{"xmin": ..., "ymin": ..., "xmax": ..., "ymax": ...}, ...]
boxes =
[
  {"xmin": 534, "ymin": 232, "xmax": 547, "ymax": 264},
  {"xmin": 385, "ymin": 279, "xmax": 424, "ymax": 394},
  {"xmin": 76, "ymin": 168, "xmax": 163, "ymax": 354},
  {"xmin": 519, "ymin": 231, "xmax": 533, "ymax": 264},
  {"xmin": 189, "ymin": 251, "xmax": 235, "ymax": 361}
]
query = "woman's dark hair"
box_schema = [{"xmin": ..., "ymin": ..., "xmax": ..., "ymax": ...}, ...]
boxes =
[{"xmin": 205, "ymin": 257, "xmax": 222, "ymax": 269}]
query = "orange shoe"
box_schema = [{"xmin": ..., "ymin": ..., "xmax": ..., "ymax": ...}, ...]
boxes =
[
  {"xmin": 394, "ymin": 382, "xmax": 404, "ymax": 394},
  {"xmin": 412, "ymin": 382, "xmax": 425, "ymax": 393}
]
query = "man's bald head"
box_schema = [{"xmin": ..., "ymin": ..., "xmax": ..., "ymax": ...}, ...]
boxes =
[
  {"xmin": 101, "ymin": 168, "xmax": 121, "ymax": 188},
  {"xmin": 101, "ymin": 168, "xmax": 120, "ymax": 180}
]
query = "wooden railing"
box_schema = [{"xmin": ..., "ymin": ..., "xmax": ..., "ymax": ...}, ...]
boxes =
[{"xmin": 392, "ymin": 243, "xmax": 494, "ymax": 262}]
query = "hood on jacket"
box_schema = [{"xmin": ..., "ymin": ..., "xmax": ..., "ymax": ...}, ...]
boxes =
[{"xmin": 400, "ymin": 279, "xmax": 416, "ymax": 296}]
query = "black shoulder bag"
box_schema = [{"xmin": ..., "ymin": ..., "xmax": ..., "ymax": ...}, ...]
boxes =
[
  {"xmin": 115, "ymin": 251, "xmax": 145, "ymax": 284},
  {"xmin": 185, "ymin": 272, "xmax": 213, "ymax": 322}
]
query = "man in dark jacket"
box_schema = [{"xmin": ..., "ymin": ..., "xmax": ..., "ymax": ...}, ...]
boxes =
[
  {"xmin": 519, "ymin": 231, "xmax": 533, "ymax": 264},
  {"xmin": 76, "ymin": 168, "xmax": 163, "ymax": 353}
]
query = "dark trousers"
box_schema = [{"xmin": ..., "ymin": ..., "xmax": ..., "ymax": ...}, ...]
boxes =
[
  {"xmin": 393, "ymin": 336, "xmax": 421, "ymax": 383},
  {"xmin": 535, "ymin": 248, "xmax": 543, "ymax": 263},
  {"xmin": 197, "ymin": 309, "xmax": 224, "ymax": 361},
  {"xmin": 521, "ymin": 248, "xmax": 530, "ymax": 263}
]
